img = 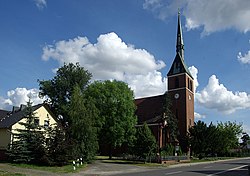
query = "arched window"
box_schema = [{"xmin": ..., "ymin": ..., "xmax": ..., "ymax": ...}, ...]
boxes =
[{"xmin": 190, "ymin": 80, "xmax": 193, "ymax": 92}]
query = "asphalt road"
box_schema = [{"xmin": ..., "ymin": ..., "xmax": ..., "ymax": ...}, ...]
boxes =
[{"xmin": 117, "ymin": 158, "xmax": 250, "ymax": 176}]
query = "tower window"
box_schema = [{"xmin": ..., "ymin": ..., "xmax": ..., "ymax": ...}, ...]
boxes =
[
  {"xmin": 175, "ymin": 77, "xmax": 179, "ymax": 88},
  {"xmin": 190, "ymin": 80, "xmax": 193, "ymax": 92}
]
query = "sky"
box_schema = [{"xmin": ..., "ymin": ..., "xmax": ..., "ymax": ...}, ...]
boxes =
[{"xmin": 1, "ymin": 0, "xmax": 250, "ymax": 133}]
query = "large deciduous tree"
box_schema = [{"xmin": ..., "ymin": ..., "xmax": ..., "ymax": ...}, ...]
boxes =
[
  {"xmin": 38, "ymin": 62, "xmax": 92, "ymax": 126},
  {"xmin": 85, "ymin": 80, "xmax": 137, "ymax": 159},
  {"xmin": 189, "ymin": 120, "xmax": 243, "ymax": 158}
]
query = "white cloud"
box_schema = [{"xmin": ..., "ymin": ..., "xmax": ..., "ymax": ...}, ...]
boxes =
[
  {"xmin": 143, "ymin": 0, "xmax": 250, "ymax": 35},
  {"xmin": 42, "ymin": 32, "xmax": 166, "ymax": 98},
  {"xmin": 194, "ymin": 112, "xmax": 206, "ymax": 119},
  {"xmin": 188, "ymin": 66, "xmax": 199, "ymax": 91},
  {"xmin": 0, "ymin": 88, "xmax": 45, "ymax": 110},
  {"xmin": 196, "ymin": 75, "xmax": 250, "ymax": 114},
  {"xmin": 34, "ymin": 0, "xmax": 47, "ymax": 10},
  {"xmin": 237, "ymin": 51, "xmax": 250, "ymax": 64}
]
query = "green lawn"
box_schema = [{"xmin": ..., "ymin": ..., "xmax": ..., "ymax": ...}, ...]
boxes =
[
  {"xmin": 0, "ymin": 170, "xmax": 25, "ymax": 176},
  {"xmin": 10, "ymin": 163, "xmax": 86, "ymax": 173}
]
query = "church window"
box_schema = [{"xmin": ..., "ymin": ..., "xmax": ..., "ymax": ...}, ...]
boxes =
[
  {"xmin": 190, "ymin": 80, "xmax": 193, "ymax": 92},
  {"xmin": 175, "ymin": 77, "xmax": 179, "ymax": 88}
]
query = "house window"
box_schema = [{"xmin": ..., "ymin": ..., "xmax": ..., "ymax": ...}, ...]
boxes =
[{"xmin": 44, "ymin": 120, "xmax": 49, "ymax": 128}]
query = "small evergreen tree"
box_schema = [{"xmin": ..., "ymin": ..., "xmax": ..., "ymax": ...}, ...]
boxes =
[
  {"xmin": 8, "ymin": 99, "xmax": 47, "ymax": 164},
  {"xmin": 46, "ymin": 124, "xmax": 69, "ymax": 166},
  {"xmin": 133, "ymin": 123, "xmax": 157, "ymax": 162}
]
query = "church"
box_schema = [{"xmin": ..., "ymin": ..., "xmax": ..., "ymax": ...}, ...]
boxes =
[{"xmin": 135, "ymin": 12, "xmax": 194, "ymax": 153}]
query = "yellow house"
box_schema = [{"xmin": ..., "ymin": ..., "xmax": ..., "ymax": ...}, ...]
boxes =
[{"xmin": 0, "ymin": 103, "xmax": 58, "ymax": 160}]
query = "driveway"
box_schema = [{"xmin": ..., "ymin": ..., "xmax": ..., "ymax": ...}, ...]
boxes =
[{"xmin": 78, "ymin": 160, "xmax": 156, "ymax": 175}]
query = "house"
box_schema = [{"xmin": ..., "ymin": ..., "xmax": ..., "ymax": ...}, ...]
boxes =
[
  {"xmin": 0, "ymin": 103, "xmax": 58, "ymax": 160},
  {"xmin": 135, "ymin": 11, "xmax": 194, "ymax": 153}
]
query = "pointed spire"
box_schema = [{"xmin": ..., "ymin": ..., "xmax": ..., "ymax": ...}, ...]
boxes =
[{"xmin": 176, "ymin": 10, "xmax": 184, "ymax": 60}]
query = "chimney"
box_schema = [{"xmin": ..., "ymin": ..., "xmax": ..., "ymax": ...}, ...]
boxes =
[
  {"xmin": 12, "ymin": 106, "xmax": 19, "ymax": 113},
  {"xmin": 20, "ymin": 104, "xmax": 27, "ymax": 111}
]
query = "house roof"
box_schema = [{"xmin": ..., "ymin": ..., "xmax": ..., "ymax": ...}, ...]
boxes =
[
  {"xmin": 0, "ymin": 104, "xmax": 44, "ymax": 128},
  {"xmin": 0, "ymin": 110, "xmax": 9, "ymax": 120},
  {"xmin": 135, "ymin": 94, "xmax": 165, "ymax": 124}
]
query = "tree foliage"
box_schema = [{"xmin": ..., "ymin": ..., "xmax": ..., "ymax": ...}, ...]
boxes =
[
  {"xmin": 133, "ymin": 123, "xmax": 157, "ymax": 162},
  {"xmin": 189, "ymin": 120, "xmax": 243, "ymax": 158},
  {"xmin": 163, "ymin": 93, "xmax": 178, "ymax": 143},
  {"xmin": 67, "ymin": 85, "xmax": 98, "ymax": 162},
  {"xmin": 8, "ymin": 100, "xmax": 48, "ymax": 165},
  {"xmin": 38, "ymin": 62, "xmax": 92, "ymax": 126},
  {"xmin": 85, "ymin": 80, "xmax": 137, "ymax": 158}
]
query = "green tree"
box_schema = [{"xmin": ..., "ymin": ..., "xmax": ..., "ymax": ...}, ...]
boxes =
[
  {"xmin": 163, "ymin": 93, "xmax": 178, "ymax": 144},
  {"xmin": 38, "ymin": 62, "xmax": 92, "ymax": 127},
  {"xmin": 8, "ymin": 100, "xmax": 48, "ymax": 165},
  {"xmin": 216, "ymin": 121, "xmax": 243, "ymax": 155},
  {"xmin": 241, "ymin": 132, "xmax": 250, "ymax": 148},
  {"xmin": 189, "ymin": 120, "xmax": 208, "ymax": 158},
  {"xmin": 67, "ymin": 85, "xmax": 98, "ymax": 162},
  {"xmin": 45, "ymin": 118, "xmax": 68, "ymax": 166},
  {"xmin": 133, "ymin": 123, "xmax": 157, "ymax": 162},
  {"xmin": 189, "ymin": 120, "xmax": 243, "ymax": 158},
  {"xmin": 85, "ymin": 80, "xmax": 137, "ymax": 159}
]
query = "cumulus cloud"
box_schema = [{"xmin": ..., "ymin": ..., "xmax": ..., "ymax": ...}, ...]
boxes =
[
  {"xmin": 188, "ymin": 66, "xmax": 199, "ymax": 92},
  {"xmin": 34, "ymin": 0, "xmax": 47, "ymax": 10},
  {"xmin": 42, "ymin": 32, "xmax": 166, "ymax": 98},
  {"xmin": 237, "ymin": 51, "xmax": 250, "ymax": 64},
  {"xmin": 143, "ymin": 0, "xmax": 250, "ymax": 35},
  {"xmin": 194, "ymin": 112, "xmax": 206, "ymax": 119},
  {"xmin": 196, "ymin": 75, "xmax": 250, "ymax": 114},
  {"xmin": 0, "ymin": 88, "xmax": 45, "ymax": 110}
]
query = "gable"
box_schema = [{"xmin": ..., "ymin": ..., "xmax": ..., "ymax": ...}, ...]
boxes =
[
  {"xmin": 167, "ymin": 53, "xmax": 193, "ymax": 79},
  {"xmin": 0, "ymin": 104, "xmax": 57, "ymax": 129}
]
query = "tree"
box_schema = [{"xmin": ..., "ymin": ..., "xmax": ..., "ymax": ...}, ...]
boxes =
[
  {"xmin": 241, "ymin": 132, "xmax": 250, "ymax": 148},
  {"xmin": 133, "ymin": 123, "xmax": 157, "ymax": 162},
  {"xmin": 85, "ymin": 80, "xmax": 137, "ymax": 159},
  {"xmin": 38, "ymin": 62, "xmax": 92, "ymax": 127},
  {"xmin": 216, "ymin": 121, "xmax": 243, "ymax": 155},
  {"xmin": 67, "ymin": 85, "xmax": 98, "ymax": 162},
  {"xmin": 189, "ymin": 120, "xmax": 243, "ymax": 158},
  {"xmin": 8, "ymin": 100, "xmax": 48, "ymax": 165},
  {"xmin": 163, "ymin": 93, "xmax": 178, "ymax": 144},
  {"xmin": 189, "ymin": 120, "xmax": 208, "ymax": 158},
  {"xmin": 45, "ymin": 118, "xmax": 69, "ymax": 166}
]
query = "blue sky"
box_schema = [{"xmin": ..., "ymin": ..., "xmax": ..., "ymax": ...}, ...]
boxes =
[{"xmin": 1, "ymin": 0, "xmax": 250, "ymax": 133}]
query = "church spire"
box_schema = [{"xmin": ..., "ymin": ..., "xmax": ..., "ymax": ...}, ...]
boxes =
[{"xmin": 176, "ymin": 10, "xmax": 184, "ymax": 60}]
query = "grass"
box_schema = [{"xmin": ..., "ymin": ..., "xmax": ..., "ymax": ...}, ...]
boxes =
[
  {"xmin": 9, "ymin": 163, "xmax": 87, "ymax": 173},
  {"xmin": 0, "ymin": 170, "xmax": 25, "ymax": 176}
]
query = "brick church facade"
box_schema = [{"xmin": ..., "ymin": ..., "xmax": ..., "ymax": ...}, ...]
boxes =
[{"xmin": 135, "ymin": 12, "xmax": 194, "ymax": 153}]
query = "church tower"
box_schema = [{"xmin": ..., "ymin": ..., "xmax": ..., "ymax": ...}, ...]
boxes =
[{"xmin": 167, "ymin": 11, "xmax": 194, "ymax": 151}]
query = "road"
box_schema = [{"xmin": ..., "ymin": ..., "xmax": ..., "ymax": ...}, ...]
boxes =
[{"xmin": 117, "ymin": 158, "xmax": 250, "ymax": 176}]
